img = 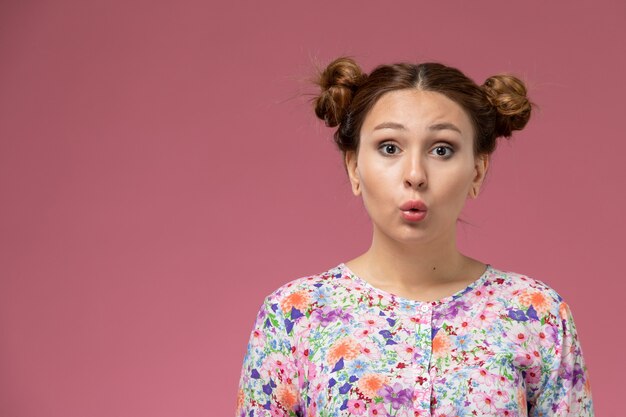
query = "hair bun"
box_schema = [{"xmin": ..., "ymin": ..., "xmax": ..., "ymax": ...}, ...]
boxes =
[
  {"xmin": 314, "ymin": 57, "xmax": 366, "ymax": 127},
  {"xmin": 482, "ymin": 74, "xmax": 533, "ymax": 138}
]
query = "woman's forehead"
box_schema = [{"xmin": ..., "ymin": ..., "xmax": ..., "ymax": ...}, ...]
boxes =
[{"xmin": 361, "ymin": 89, "xmax": 474, "ymax": 137}]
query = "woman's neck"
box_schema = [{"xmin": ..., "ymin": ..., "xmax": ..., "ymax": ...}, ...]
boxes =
[{"xmin": 345, "ymin": 225, "xmax": 485, "ymax": 296}]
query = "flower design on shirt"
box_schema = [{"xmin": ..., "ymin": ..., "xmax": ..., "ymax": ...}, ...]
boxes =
[
  {"xmin": 379, "ymin": 382, "xmax": 413, "ymax": 410},
  {"xmin": 326, "ymin": 336, "xmax": 360, "ymax": 366}
]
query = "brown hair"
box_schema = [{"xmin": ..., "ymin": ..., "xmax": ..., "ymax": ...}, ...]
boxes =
[{"xmin": 314, "ymin": 57, "xmax": 533, "ymax": 157}]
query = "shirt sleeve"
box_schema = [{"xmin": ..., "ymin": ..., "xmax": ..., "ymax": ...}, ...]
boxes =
[
  {"xmin": 235, "ymin": 294, "xmax": 302, "ymax": 417},
  {"xmin": 530, "ymin": 301, "xmax": 594, "ymax": 416}
]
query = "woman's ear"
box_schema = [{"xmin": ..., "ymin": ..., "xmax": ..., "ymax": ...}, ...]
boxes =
[
  {"xmin": 469, "ymin": 153, "xmax": 490, "ymax": 199},
  {"xmin": 344, "ymin": 150, "xmax": 361, "ymax": 196}
]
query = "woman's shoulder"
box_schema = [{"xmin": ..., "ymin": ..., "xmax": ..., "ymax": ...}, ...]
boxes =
[
  {"xmin": 261, "ymin": 263, "xmax": 346, "ymax": 305},
  {"xmin": 486, "ymin": 265, "xmax": 569, "ymax": 317},
  {"xmin": 489, "ymin": 266, "xmax": 562, "ymax": 296}
]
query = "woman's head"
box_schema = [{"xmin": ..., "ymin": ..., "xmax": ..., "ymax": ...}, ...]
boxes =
[
  {"xmin": 313, "ymin": 57, "xmax": 534, "ymax": 244},
  {"xmin": 314, "ymin": 57, "xmax": 532, "ymax": 158}
]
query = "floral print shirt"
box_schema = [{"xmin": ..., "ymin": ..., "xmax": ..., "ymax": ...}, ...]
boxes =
[{"xmin": 235, "ymin": 263, "xmax": 594, "ymax": 416}]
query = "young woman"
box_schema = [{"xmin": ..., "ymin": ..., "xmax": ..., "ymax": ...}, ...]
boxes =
[{"xmin": 235, "ymin": 57, "xmax": 594, "ymax": 417}]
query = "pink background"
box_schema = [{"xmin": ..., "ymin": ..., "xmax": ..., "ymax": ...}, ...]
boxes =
[{"xmin": 0, "ymin": 1, "xmax": 622, "ymax": 416}]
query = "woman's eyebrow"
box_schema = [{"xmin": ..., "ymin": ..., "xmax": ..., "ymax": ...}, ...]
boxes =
[
  {"xmin": 372, "ymin": 122, "xmax": 462, "ymax": 134},
  {"xmin": 373, "ymin": 122, "xmax": 406, "ymax": 131},
  {"xmin": 428, "ymin": 122, "xmax": 462, "ymax": 134}
]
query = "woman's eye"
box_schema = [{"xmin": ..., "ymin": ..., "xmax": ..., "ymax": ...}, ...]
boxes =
[
  {"xmin": 379, "ymin": 143, "xmax": 399, "ymax": 155},
  {"xmin": 431, "ymin": 145, "xmax": 454, "ymax": 158}
]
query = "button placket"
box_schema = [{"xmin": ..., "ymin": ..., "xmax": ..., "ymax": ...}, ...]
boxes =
[
  {"xmin": 409, "ymin": 303, "xmax": 434, "ymax": 412},
  {"xmin": 420, "ymin": 303, "xmax": 433, "ymax": 393}
]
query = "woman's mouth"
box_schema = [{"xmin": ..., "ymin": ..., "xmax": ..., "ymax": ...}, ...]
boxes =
[{"xmin": 399, "ymin": 200, "xmax": 427, "ymax": 222}]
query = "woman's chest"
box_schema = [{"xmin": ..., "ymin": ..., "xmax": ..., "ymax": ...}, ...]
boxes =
[{"xmin": 293, "ymin": 301, "xmax": 540, "ymax": 416}]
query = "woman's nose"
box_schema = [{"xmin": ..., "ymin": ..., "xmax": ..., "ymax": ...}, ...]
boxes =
[{"xmin": 404, "ymin": 156, "xmax": 427, "ymax": 190}]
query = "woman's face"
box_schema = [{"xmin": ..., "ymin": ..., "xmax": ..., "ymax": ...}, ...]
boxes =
[{"xmin": 344, "ymin": 88, "xmax": 489, "ymax": 245}]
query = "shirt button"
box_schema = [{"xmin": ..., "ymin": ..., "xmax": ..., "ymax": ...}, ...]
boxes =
[
  {"xmin": 422, "ymin": 379, "xmax": 430, "ymax": 389},
  {"xmin": 420, "ymin": 304, "xmax": 430, "ymax": 313}
]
